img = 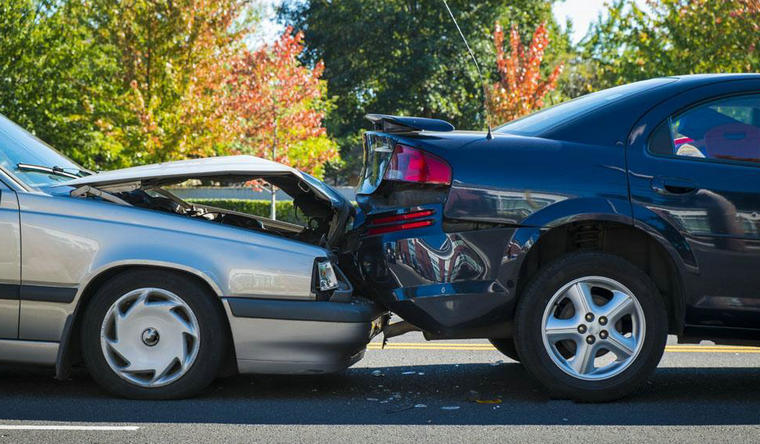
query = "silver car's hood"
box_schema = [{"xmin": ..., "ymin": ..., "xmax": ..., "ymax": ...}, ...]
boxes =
[
  {"xmin": 56, "ymin": 155, "xmax": 346, "ymax": 207},
  {"xmin": 61, "ymin": 155, "xmax": 299, "ymax": 187}
]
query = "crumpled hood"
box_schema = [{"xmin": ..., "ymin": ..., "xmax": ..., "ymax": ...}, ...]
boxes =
[
  {"xmin": 59, "ymin": 155, "xmax": 298, "ymax": 188},
  {"xmin": 55, "ymin": 155, "xmax": 347, "ymax": 208}
]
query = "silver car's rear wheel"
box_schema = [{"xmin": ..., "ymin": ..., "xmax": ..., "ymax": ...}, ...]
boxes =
[
  {"xmin": 541, "ymin": 277, "xmax": 645, "ymax": 381},
  {"xmin": 100, "ymin": 288, "xmax": 201, "ymax": 388}
]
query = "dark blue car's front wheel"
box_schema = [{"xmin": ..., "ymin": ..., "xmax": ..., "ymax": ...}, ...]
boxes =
[{"xmin": 514, "ymin": 251, "xmax": 668, "ymax": 402}]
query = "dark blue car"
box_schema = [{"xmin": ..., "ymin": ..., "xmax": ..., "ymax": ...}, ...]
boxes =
[{"xmin": 346, "ymin": 74, "xmax": 760, "ymax": 401}]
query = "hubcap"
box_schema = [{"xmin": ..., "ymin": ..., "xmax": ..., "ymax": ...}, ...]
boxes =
[
  {"xmin": 540, "ymin": 276, "xmax": 646, "ymax": 381},
  {"xmin": 141, "ymin": 328, "xmax": 160, "ymax": 346},
  {"xmin": 100, "ymin": 288, "xmax": 200, "ymax": 388}
]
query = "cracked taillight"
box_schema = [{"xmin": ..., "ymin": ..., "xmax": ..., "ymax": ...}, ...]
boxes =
[{"xmin": 383, "ymin": 144, "xmax": 451, "ymax": 186}]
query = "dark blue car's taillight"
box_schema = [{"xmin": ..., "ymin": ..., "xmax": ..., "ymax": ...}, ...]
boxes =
[
  {"xmin": 384, "ymin": 144, "xmax": 452, "ymax": 186},
  {"xmin": 366, "ymin": 209, "xmax": 435, "ymax": 236}
]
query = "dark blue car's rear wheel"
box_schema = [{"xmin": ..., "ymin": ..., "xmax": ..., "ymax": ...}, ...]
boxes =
[
  {"xmin": 489, "ymin": 338, "xmax": 520, "ymax": 362},
  {"xmin": 514, "ymin": 251, "xmax": 667, "ymax": 402}
]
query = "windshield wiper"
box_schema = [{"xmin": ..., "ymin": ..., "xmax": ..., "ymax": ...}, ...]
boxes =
[{"xmin": 16, "ymin": 163, "xmax": 84, "ymax": 179}]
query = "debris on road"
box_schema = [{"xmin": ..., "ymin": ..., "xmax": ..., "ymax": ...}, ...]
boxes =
[
  {"xmin": 467, "ymin": 389, "xmax": 502, "ymax": 404},
  {"xmin": 441, "ymin": 406, "xmax": 460, "ymax": 410},
  {"xmin": 475, "ymin": 399, "xmax": 502, "ymax": 404}
]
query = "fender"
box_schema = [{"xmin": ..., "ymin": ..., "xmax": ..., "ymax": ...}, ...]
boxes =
[
  {"xmin": 502, "ymin": 197, "xmax": 692, "ymax": 332},
  {"xmin": 55, "ymin": 259, "xmax": 225, "ymax": 380},
  {"xmin": 76, "ymin": 259, "xmax": 224, "ymax": 301},
  {"xmin": 502, "ymin": 197, "xmax": 634, "ymax": 289}
]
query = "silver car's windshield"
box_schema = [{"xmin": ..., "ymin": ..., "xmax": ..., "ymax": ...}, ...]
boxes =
[{"xmin": 0, "ymin": 114, "xmax": 86, "ymax": 188}]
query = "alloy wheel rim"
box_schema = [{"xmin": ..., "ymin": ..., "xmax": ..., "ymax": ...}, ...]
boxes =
[
  {"xmin": 540, "ymin": 276, "xmax": 646, "ymax": 381},
  {"xmin": 100, "ymin": 288, "xmax": 200, "ymax": 388}
]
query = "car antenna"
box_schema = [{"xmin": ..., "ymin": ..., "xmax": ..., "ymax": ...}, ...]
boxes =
[{"xmin": 441, "ymin": 0, "xmax": 493, "ymax": 140}]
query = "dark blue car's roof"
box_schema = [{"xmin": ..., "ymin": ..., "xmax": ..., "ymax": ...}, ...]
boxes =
[
  {"xmin": 523, "ymin": 74, "xmax": 760, "ymax": 146},
  {"xmin": 388, "ymin": 74, "xmax": 760, "ymax": 150}
]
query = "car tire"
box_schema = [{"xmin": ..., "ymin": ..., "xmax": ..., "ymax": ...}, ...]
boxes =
[
  {"xmin": 489, "ymin": 338, "xmax": 520, "ymax": 362},
  {"xmin": 81, "ymin": 269, "xmax": 227, "ymax": 399},
  {"xmin": 514, "ymin": 251, "xmax": 667, "ymax": 402}
]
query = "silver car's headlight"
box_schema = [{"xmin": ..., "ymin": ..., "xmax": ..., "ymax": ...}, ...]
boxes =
[{"xmin": 315, "ymin": 259, "xmax": 339, "ymax": 292}]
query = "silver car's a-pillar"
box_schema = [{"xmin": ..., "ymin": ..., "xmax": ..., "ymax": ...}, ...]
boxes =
[{"xmin": 0, "ymin": 183, "xmax": 20, "ymax": 338}]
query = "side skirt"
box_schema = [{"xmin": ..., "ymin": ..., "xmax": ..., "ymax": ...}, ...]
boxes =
[{"xmin": 0, "ymin": 339, "xmax": 58, "ymax": 366}]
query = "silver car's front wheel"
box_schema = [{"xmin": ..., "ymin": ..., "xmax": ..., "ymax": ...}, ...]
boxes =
[
  {"xmin": 100, "ymin": 288, "xmax": 201, "ymax": 388},
  {"xmin": 82, "ymin": 270, "xmax": 226, "ymax": 399}
]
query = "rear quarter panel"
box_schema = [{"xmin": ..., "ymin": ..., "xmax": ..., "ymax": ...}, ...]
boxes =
[
  {"xmin": 354, "ymin": 131, "xmax": 635, "ymax": 336},
  {"xmin": 416, "ymin": 133, "xmax": 634, "ymax": 227}
]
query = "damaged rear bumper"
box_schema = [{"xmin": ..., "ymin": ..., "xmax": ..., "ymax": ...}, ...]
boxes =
[
  {"xmin": 222, "ymin": 297, "xmax": 387, "ymax": 374},
  {"xmin": 353, "ymin": 226, "xmax": 519, "ymax": 338}
]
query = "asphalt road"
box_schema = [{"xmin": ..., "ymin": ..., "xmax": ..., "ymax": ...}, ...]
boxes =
[{"xmin": 1, "ymin": 333, "xmax": 760, "ymax": 443}]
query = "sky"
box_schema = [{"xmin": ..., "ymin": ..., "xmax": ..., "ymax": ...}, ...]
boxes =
[
  {"xmin": 253, "ymin": 0, "xmax": 644, "ymax": 46},
  {"xmin": 553, "ymin": 0, "xmax": 611, "ymax": 43}
]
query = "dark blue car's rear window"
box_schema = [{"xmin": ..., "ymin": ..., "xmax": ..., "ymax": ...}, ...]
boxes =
[{"xmin": 495, "ymin": 78, "xmax": 677, "ymax": 137}]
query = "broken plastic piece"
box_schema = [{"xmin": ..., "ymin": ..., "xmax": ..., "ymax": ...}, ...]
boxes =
[
  {"xmin": 381, "ymin": 321, "xmax": 421, "ymax": 349},
  {"xmin": 475, "ymin": 399, "xmax": 502, "ymax": 404}
]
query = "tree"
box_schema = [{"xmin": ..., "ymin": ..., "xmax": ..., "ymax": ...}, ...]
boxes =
[
  {"xmin": 487, "ymin": 22, "xmax": 563, "ymax": 124},
  {"xmin": 0, "ymin": 0, "xmax": 122, "ymax": 169},
  {"xmin": 1, "ymin": 0, "xmax": 338, "ymax": 179},
  {"xmin": 585, "ymin": 0, "xmax": 760, "ymax": 89},
  {"xmin": 279, "ymin": 0, "xmax": 566, "ymax": 183},
  {"xmin": 738, "ymin": 0, "xmax": 760, "ymax": 13},
  {"xmin": 225, "ymin": 27, "xmax": 336, "ymax": 178},
  {"xmin": 84, "ymin": 0, "xmax": 254, "ymax": 166},
  {"xmin": 224, "ymin": 27, "xmax": 337, "ymax": 218}
]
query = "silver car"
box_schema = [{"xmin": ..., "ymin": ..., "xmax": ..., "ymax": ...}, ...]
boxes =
[{"xmin": 0, "ymin": 114, "xmax": 386, "ymax": 399}]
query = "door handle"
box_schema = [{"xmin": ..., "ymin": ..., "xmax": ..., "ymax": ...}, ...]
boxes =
[{"xmin": 650, "ymin": 176, "xmax": 698, "ymax": 195}]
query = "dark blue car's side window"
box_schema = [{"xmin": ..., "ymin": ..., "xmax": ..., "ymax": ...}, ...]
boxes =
[{"xmin": 648, "ymin": 94, "xmax": 760, "ymax": 166}]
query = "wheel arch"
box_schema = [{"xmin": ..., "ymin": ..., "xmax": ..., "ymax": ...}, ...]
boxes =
[
  {"xmin": 56, "ymin": 263, "xmax": 236, "ymax": 380},
  {"xmin": 511, "ymin": 218, "xmax": 688, "ymax": 335}
]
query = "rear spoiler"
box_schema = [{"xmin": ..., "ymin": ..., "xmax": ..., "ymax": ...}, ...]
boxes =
[{"xmin": 365, "ymin": 114, "xmax": 455, "ymax": 133}]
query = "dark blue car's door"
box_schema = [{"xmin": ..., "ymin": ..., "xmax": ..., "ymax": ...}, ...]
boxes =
[{"xmin": 628, "ymin": 79, "xmax": 760, "ymax": 330}]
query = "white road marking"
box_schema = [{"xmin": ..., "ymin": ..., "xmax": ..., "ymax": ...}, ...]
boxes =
[{"xmin": 0, "ymin": 425, "xmax": 139, "ymax": 431}]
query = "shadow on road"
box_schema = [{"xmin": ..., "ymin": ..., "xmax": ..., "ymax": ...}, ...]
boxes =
[{"xmin": 1, "ymin": 363, "xmax": 759, "ymax": 425}]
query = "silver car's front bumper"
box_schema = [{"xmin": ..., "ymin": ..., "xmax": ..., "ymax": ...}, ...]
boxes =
[{"xmin": 222, "ymin": 297, "xmax": 387, "ymax": 374}]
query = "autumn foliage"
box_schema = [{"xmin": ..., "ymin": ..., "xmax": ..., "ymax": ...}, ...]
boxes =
[
  {"xmin": 487, "ymin": 22, "xmax": 563, "ymax": 124},
  {"xmin": 225, "ymin": 27, "xmax": 336, "ymax": 176},
  {"xmin": 36, "ymin": 0, "xmax": 338, "ymax": 177}
]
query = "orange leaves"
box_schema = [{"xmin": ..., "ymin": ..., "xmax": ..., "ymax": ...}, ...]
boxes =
[
  {"xmin": 735, "ymin": 0, "xmax": 760, "ymax": 14},
  {"xmin": 94, "ymin": 1, "xmax": 336, "ymax": 174},
  {"xmin": 223, "ymin": 27, "xmax": 337, "ymax": 176},
  {"xmin": 487, "ymin": 22, "xmax": 563, "ymax": 125}
]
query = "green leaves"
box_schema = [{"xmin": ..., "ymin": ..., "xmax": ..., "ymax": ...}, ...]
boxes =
[
  {"xmin": 279, "ymin": 0, "xmax": 561, "ymax": 182},
  {"xmin": 0, "ymin": 0, "xmax": 338, "ymax": 176},
  {"xmin": 584, "ymin": 0, "xmax": 760, "ymax": 88},
  {"xmin": 0, "ymin": 0, "xmax": 121, "ymax": 170}
]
